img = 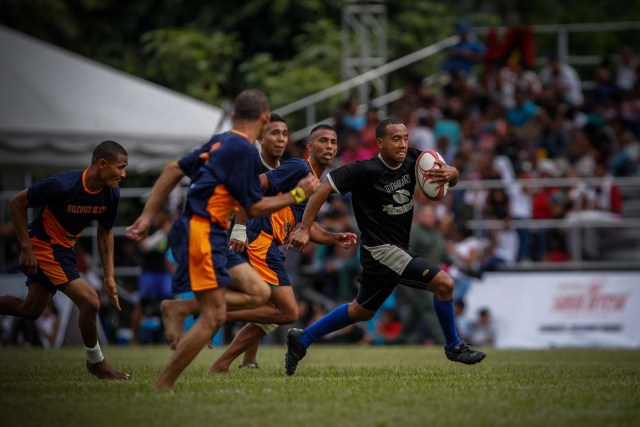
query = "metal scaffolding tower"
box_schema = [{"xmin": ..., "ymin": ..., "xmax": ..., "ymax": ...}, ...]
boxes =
[{"xmin": 341, "ymin": 1, "xmax": 388, "ymax": 106}]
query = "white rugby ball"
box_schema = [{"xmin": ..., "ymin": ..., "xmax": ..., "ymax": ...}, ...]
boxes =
[{"xmin": 415, "ymin": 150, "xmax": 449, "ymax": 201}]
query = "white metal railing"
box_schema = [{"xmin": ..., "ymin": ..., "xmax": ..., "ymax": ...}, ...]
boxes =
[
  {"xmin": 275, "ymin": 21, "xmax": 640, "ymax": 141},
  {"xmin": 1, "ymin": 175, "xmax": 639, "ymax": 274}
]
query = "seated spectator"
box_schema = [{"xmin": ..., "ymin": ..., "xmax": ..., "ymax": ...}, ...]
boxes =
[
  {"xmin": 338, "ymin": 130, "xmax": 371, "ymax": 166},
  {"xmin": 468, "ymin": 308, "xmax": 496, "ymax": 346},
  {"xmin": 358, "ymin": 309, "xmax": 403, "ymax": 346}
]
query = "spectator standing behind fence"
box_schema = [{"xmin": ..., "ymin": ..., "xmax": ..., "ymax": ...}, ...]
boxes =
[
  {"xmin": 441, "ymin": 20, "xmax": 486, "ymax": 83},
  {"xmin": 538, "ymin": 52, "xmax": 584, "ymax": 109}
]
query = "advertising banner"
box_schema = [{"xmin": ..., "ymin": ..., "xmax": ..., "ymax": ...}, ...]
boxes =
[{"xmin": 464, "ymin": 272, "xmax": 640, "ymax": 348}]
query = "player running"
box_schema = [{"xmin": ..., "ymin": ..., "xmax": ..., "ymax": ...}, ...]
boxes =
[{"xmin": 285, "ymin": 118, "xmax": 486, "ymax": 376}]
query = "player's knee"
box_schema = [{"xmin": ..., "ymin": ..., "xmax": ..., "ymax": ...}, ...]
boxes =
[
  {"xmin": 200, "ymin": 309, "xmax": 227, "ymax": 330},
  {"xmin": 78, "ymin": 290, "xmax": 101, "ymax": 314},
  {"xmin": 252, "ymin": 282, "xmax": 270, "ymax": 306},
  {"xmin": 348, "ymin": 302, "xmax": 375, "ymax": 321},
  {"xmin": 280, "ymin": 306, "xmax": 299, "ymax": 324},
  {"xmin": 433, "ymin": 272, "xmax": 455, "ymax": 300}
]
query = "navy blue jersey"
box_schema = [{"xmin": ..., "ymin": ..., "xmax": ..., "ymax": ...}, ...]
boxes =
[
  {"xmin": 248, "ymin": 158, "xmax": 317, "ymax": 244},
  {"xmin": 27, "ymin": 169, "xmax": 119, "ymax": 248},
  {"xmin": 185, "ymin": 130, "xmax": 264, "ymax": 229}
]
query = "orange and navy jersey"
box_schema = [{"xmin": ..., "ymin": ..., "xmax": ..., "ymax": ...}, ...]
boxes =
[
  {"xmin": 185, "ymin": 130, "xmax": 263, "ymax": 229},
  {"xmin": 27, "ymin": 169, "xmax": 119, "ymax": 248},
  {"xmin": 177, "ymin": 138, "xmax": 219, "ymax": 179},
  {"xmin": 248, "ymin": 158, "xmax": 318, "ymax": 245}
]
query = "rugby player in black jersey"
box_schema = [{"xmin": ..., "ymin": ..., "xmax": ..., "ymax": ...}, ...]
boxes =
[{"xmin": 285, "ymin": 118, "xmax": 486, "ymax": 376}]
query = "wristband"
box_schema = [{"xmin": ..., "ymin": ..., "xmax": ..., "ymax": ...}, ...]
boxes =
[
  {"xmin": 290, "ymin": 186, "xmax": 306, "ymax": 203},
  {"xmin": 230, "ymin": 224, "xmax": 247, "ymax": 242}
]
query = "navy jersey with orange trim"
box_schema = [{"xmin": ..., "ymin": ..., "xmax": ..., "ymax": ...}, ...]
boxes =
[
  {"xmin": 248, "ymin": 158, "xmax": 316, "ymax": 245},
  {"xmin": 185, "ymin": 130, "xmax": 263, "ymax": 229},
  {"xmin": 177, "ymin": 139, "xmax": 217, "ymax": 179},
  {"xmin": 27, "ymin": 169, "xmax": 119, "ymax": 248}
]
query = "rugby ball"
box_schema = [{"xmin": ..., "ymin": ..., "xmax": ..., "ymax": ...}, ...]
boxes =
[{"xmin": 415, "ymin": 150, "xmax": 449, "ymax": 201}]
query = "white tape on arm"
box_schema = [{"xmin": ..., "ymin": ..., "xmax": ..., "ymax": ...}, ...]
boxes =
[{"xmin": 230, "ymin": 224, "xmax": 247, "ymax": 243}]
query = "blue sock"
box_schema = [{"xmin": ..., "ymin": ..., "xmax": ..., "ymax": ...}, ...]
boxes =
[
  {"xmin": 301, "ymin": 304, "xmax": 352, "ymax": 349},
  {"xmin": 433, "ymin": 297, "xmax": 461, "ymax": 349}
]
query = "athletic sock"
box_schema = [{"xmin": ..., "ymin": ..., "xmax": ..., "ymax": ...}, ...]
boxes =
[
  {"xmin": 301, "ymin": 304, "xmax": 352, "ymax": 349},
  {"xmin": 433, "ymin": 297, "xmax": 461, "ymax": 350}
]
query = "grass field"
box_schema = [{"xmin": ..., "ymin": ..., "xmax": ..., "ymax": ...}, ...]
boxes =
[{"xmin": 1, "ymin": 345, "xmax": 638, "ymax": 427}]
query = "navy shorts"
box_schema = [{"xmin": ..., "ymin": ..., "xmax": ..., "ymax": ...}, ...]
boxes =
[{"xmin": 24, "ymin": 237, "xmax": 79, "ymax": 294}]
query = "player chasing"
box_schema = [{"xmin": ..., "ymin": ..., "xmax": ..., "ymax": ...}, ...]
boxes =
[
  {"xmin": 155, "ymin": 112, "xmax": 290, "ymax": 350},
  {"xmin": 145, "ymin": 89, "xmax": 319, "ymax": 390},
  {"xmin": 0, "ymin": 141, "xmax": 130, "ymax": 380},
  {"xmin": 285, "ymin": 118, "xmax": 486, "ymax": 376},
  {"xmin": 210, "ymin": 123, "xmax": 358, "ymax": 373}
]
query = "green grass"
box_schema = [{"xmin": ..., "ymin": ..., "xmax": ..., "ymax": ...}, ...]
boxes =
[{"xmin": 1, "ymin": 345, "xmax": 638, "ymax": 427}]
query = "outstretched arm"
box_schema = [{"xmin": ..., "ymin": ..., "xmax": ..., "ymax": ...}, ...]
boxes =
[
  {"xmin": 126, "ymin": 160, "xmax": 184, "ymax": 241},
  {"xmin": 309, "ymin": 222, "xmax": 358, "ymax": 248},
  {"xmin": 10, "ymin": 190, "xmax": 37, "ymax": 275},
  {"xmin": 287, "ymin": 180, "xmax": 335, "ymax": 250},
  {"xmin": 97, "ymin": 224, "xmax": 121, "ymax": 311},
  {"xmin": 244, "ymin": 172, "xmax": 319, "ymax": 218}
]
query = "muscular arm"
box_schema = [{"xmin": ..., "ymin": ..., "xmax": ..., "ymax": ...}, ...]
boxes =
[
  {"xmin": 126, "ymin": 160, "xmax": 184, "ymax": 241},
  {"xmin": 97, "ymin": 224, "xmax": 121, "ymax": 311},
  {"xmin": 309, "ymin": 222, "xmax": 358, "ymax": 248},
  {"xmin": 9, "ymin": 190, "xmax": 37, "ymax": 274},
  {"xmin": 287, "ymin": 180, "xmax": 335, "ymax": 250}
]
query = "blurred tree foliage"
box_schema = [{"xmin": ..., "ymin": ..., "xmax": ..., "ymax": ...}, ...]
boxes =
[{"xmin": 2, "ymin": 0, "xmax": 638, "ymax": 110}]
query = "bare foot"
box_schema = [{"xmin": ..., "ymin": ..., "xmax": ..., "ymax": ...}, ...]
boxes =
[
  {"xmin": 209, "ymin": 360, "xmax": 230, "ymax": 374},
  {"xmin": 161, "ymin": 300, "xmax": 185, "ymax": 350},
  {"xmin": 86, "ymin": 360, "xmax": 130, "ymax": 380}
]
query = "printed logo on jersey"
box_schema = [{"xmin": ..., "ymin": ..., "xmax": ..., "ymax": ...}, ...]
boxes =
[
  {"xmin": 383, "ymin": 189, "xmax": 413, "ymax": 216},
  {"xmin": 66, "ymin": 205, "xmax": 107, "ymax": 215},
  {"xmin": 383, "ymin": 174, "xmax": 410, "ymax": 193}
]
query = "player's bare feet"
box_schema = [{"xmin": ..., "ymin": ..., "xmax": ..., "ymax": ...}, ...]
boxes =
[
  {"xmin": 161, "ymin": 299, "xmax": 185, "ymax": 350},
  {"xmin": 86, "ymin": 360, "xmax": 130, "ymax": 380},
  {"xmin": 209, "ymin": 361, "xmax": 230, "ymax": 374}
]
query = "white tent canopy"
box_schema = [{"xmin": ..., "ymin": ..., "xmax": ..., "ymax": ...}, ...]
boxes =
[{"xmin": 0, "ymin": 25, "xmax": 231, "ymax": 173}]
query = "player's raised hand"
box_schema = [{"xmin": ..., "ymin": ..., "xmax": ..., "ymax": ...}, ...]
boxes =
[
  {"xmin": 335, "ymin": 232, "xmax": 358, "ymax": 248},
  {"xmin": 295, "ymin": 173, "xmax": 320, "ymax": 200},
  {"xmin": 104, "ymin": 277, "xmax": 121, "ymax": 311},
  {"xmin": 126, "ymin": 215, "xmax": 152, "ymax": 241}
]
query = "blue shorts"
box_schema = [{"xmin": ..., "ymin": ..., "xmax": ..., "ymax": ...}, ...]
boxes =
[
  {"xmin": 138, "ymin": 272, "xmax": 173, "ymax": 300},
  {"xmin": 169, "ymin": 214, "xmax": 246, "ymax": 294},
  {"xmin": 24, "ymin": 237, "xmax": 79, "ymax": 294},
  {"xmin": 245, "ymin": 227, "xmax": 290, "ymax": 287}
]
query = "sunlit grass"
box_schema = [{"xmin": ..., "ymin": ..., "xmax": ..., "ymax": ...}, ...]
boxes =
[{"xmin": 1, "ymin": 345, "xmax": 638, "ymax": 427}]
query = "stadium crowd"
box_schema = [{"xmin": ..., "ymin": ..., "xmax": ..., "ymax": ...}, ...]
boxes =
[{"xmin": 2, "ymin": 25, "xmax": 639, "ymax": 354}]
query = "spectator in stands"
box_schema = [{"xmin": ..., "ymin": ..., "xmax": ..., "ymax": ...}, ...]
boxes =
[
  {"xmin": 446, "ymin": 221, "xmax": 483, "ymax": 300},
  {"xmin": 409, "ymin": 109, "xmax": 437, "ymax": 152},
  {"xmin": 441, "ymin": 20, "xmax": 486, "ymax": 82},
  {"xmin": 358, "ymin": 308, "xmax": 403, "ymax": 346},
  {"xmin": 360, "ymin": 104, "xmax": 381, "ymax": 157},
  {"xmin": 130, "ymin": 209, "xmax": 173, "ymax": 345},
  {"xmin": 538, "ymin": 52, "xmax": 584, "ymax": 108},
  {"xmin": 337, "ymin": 130, "xmax": 371, "ymax": 166},
  {"xmin": 35, "ymin": 301, "xmax": 59, "ymax": 349},
  {"xmin": 343, "ymin": 98, "xmax": 366, "ymax": 131},
  {"xmin": 616, "ymin": 45, "xmax": 638, "ymax": 93},
  {"xmin": 468, "ymin": 307, "xmax": 495, "ymax": 346}
]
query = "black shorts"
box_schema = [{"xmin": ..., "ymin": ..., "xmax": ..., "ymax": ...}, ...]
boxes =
[{"xmin": 355, "ymin": 256, "xmax": 441, "ymax": 311}]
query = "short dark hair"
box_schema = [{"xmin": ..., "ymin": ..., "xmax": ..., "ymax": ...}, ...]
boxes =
[
  {"xmin": 375, "ymin": 117, "xmax": 403, "ymax": 139},
  {"xmin": 270, "ymin": 113, "xmax": 286, "ymax": 124},
  {"xmin": 309, "ymin": 124, "xmax": 335, "ymax": 138},
  {"xmin": 234, "ymin": 89, "xmax": 270, "ymax": 120},
  {"xmin": 92, "ymin": 140, "xmax": 127, "ymax": 164}
]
